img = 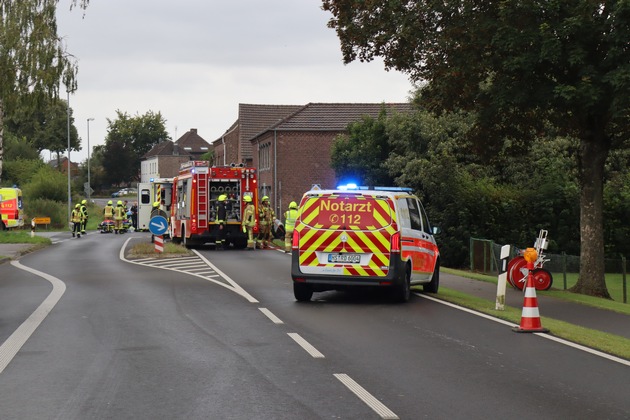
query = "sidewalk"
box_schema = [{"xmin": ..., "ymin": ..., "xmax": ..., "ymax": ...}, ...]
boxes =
[{"xmin": 440, "ymin": 272, "xmax": 630, "ymax": 340}]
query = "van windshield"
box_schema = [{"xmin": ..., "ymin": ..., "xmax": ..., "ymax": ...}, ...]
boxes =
[{"xmin": 299, "ymin": 194, "xmax": 393, "ymax": 230}]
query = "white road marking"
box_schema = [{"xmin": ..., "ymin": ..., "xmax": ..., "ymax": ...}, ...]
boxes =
[
  {"xmin": 334, "ymin": 373, "xmax": 399, "ymax": 419},
  {"xmin": 287, "ymin": 333, "xmax": 325, "ymax": 358},
  {"xmin": 417, "ymin": 293, "xmax": 630, "ymax": 367},
  {"xmin": 259, "ymin": 308, "xmax": 284, "ymax": 324},
  {"xmin": 119, "ymin": 238, "xmax": 259, "ymax": 303},
  {"xmin": 0, "ymin": 261, "xmax": 66, "ymax": 374}
]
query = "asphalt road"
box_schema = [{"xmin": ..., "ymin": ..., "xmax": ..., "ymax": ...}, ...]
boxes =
[{"xmin": 0, "ymin": 232, "xmax": 628, "ymax": 419}]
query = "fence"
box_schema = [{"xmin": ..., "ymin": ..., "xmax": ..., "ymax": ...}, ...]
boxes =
[{"xmin": 470, "ymin": 237, "xmax": 628, "ymax": 304}]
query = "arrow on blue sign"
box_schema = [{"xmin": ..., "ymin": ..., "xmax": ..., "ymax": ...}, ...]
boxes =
[{"xmin": 149, "ymin": 215, "xmax": 168, "ymax": 235}]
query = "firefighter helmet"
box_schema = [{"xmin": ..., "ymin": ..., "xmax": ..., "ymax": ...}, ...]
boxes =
[
  {"xmin": 107, "ymin": 200, "xmax": 113, "ymax": 205},
  {"xmin": 243, "ymin": 195, "xmax": 252, "ymax": 203},
  {"xmin": 289, "ymin": 201, "xmax": 298, "ymax": 209},
  {"xmin": 218, "ymin": 194, "xmax": 226, "ymax": 202},
  {"xmin": 81, "ymin": 199, "xmax": 87, "ymax": 205},
  {"xmin": 75, "ymin": 203, "xmax": 80, "ymax": 208},
  {"xmin": 262, "ymin": 195, "xmax": 269, "ymax": 202},
  {"xmin": 117, "ymin": 200, "xmax": 123, "ymax": 206}
]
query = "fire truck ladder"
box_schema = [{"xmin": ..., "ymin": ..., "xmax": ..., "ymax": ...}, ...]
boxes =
[{"xmin": 197, "ymin": 172, "xmax": 208, "ymax": 229}]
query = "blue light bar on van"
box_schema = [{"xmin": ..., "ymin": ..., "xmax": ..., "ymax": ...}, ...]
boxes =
[
  {"xmin": 337, "ymin": 183, "xmax": 358, "ymax": 190},
  {"xmin": 336, "ymin": 184, "xmax": 413, "ymax": 193}
]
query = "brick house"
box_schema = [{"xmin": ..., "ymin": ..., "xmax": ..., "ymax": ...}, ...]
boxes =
[
  {"xmin": 141, "ymin": 128, "xmax": 211, "ymax": 182},
  {"xmin": 212, "ymin": 104, "xmax": 302, "ymax": 167},
  {"xmin": 248, "ymin": 103, "xmax": 412, "ymax": 216}
]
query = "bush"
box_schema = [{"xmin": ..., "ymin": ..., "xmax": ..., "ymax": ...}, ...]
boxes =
[
  {"xmin": 22, "ymin": 166, "xmax": 68, "ymax": 202},
  {"xmin": 2, "ymin": 158, "xmax": 44, "ymax": 187},
  {"xmin": 24, "ymin": 198, "xmax": 68, "ymax": 229}
]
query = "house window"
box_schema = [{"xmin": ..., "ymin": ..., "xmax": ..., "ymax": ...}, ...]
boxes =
[{"xmin": 258, "ymin": 143, "xmax": 271, "ymax": 171}]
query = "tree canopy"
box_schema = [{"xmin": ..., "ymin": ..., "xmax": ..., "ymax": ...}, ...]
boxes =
[
  {"xmin": 101, "ymin": 110, "xmax": 170, "ymax": 185},
  {"xmin": 0, "ymin": 0, "xmax": 89, "ymax": 181},
  {"xmin": 322, "ymin": 0, "xmax": 630, "ymax": 297}
]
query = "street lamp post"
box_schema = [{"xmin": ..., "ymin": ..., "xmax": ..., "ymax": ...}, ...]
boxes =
[
  {"xmin": 67, "ymin": 90, "xmax": 71, "ymax": 223},
  {"xmin": 87, "ymin": 118, "xmax": 94, "ymax": 200}
]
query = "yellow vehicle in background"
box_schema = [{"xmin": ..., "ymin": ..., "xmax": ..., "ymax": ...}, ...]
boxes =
[{"xmin": 0, "ymin": 187, "xmax": 24, "ymax": 230}]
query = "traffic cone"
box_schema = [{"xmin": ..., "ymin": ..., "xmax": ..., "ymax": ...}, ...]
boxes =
[{"xmin": 513, "ymin": 260, "xmax": 549, "ymax": 333}]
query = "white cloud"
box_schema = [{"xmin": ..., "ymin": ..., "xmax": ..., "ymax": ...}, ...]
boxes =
[{"xmin": 56, "ymin": 0, "xmax": 413, "ymax": 163}]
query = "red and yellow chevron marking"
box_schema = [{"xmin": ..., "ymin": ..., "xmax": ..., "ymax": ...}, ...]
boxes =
[{"xmin": 296, "ymin": 193, "xmax": 398, "ymax": 277}]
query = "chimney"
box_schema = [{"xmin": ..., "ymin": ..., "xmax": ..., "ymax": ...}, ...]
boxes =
[{"xmin": 191, "ymin": 128, "xmax": 197, "ymax": 134}]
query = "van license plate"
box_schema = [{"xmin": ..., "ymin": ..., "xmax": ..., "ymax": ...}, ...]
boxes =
[{"xmin": 328, "ymin": 253, "xmax": 360, "ymax": 264}]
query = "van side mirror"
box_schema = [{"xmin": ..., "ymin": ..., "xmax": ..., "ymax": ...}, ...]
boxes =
[{"xmin": 432, "ymin": 226, "xmax": 441, "ymax": 235}]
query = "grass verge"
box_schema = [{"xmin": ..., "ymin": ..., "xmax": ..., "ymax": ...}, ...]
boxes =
[
  {"xmin": 0, "ymin": 231, "xmax": 51, "ymax": 245},
  {"xmin": 127, "ymin": 241, "xmax": 193, "ymax": 258}
]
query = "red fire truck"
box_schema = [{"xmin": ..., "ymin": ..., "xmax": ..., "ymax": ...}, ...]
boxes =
[{"xmin": 170, "ymin": 161, "xmax": 259, "ymax": 248}]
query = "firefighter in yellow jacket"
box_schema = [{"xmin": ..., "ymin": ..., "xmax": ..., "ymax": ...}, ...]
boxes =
[
  {"xmin": 257, "ymin": 195, "xmax": 275, "ymax": 249},
  {"xmin": 284, "ymin": 201, "xmax": 298, "ymax": 253},
  {"xmin": 80, "ymin": 199, "xmax": 88, "ymax": 234},
  {"xmin": 114, "ymin": 200, "xmax": 125, "ymax": 234},
  {"xmin": 242, "ymin": 195, "xmax": 256, "ymax": 250},
  {"xmin": 71, "ymin": 204, "xmax": 82, "ymax": 238}
]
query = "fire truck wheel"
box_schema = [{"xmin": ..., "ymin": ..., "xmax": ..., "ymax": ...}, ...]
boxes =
[
  {"xmin": 294, "ymin": 283, "xmax": 313, "ymax": 302},
  {"xmin": 393, "ymin": 264, "xmax": 411, "ymax": 302},
  {"xmin": 423, "ymin": 260, "xmax": 440, "ymax": 294}
]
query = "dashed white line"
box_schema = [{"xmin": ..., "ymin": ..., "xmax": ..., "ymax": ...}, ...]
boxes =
[
  {"xmin": 259, "ymin": 308, "xmax": 284, "ymax": 324},
  {"xmin": 0, "ymin": 261, "xmax": 67, "ymax": 374},
  {"xmin": 287, "ymin": 333, "xmax": 325, "ymax": 358},
  {"xmin": 334, "ymin": 373, "xmax": 399, "ymax": 419}
]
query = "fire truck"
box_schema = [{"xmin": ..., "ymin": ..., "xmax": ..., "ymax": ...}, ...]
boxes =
[
  {"xmin": 170, "ymin": 162, "xmax": 259, "ymax": 248},
  {"xmin": 137, "ymin": 178, "xmax": 173, "ymax": 232},
  {"xmin": 0, "ymin": 187, "xmax": 24, "ymax": 230}
]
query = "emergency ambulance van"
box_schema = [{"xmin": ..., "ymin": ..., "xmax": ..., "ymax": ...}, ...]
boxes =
[
  {"xmin": 0, "ymin": 187, "xmax": 24, "ymax": 230},
  {"xmin": 290, "ymin": 188, "xmax": 440, "ymax": 302}
]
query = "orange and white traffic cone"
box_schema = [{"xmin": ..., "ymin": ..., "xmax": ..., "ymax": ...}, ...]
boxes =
[{"xmin": 513, "ymin": 248, "xmax": 549, "ymax": 333}]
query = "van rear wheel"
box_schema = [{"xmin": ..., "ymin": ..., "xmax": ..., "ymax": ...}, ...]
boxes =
[
  {"xmin": 294, "ymin": 283, "xmax": 313, "ymax": 302},
  {"xmin": 393, "ymin": 265, "xmax": 411, "ymax": 303}
]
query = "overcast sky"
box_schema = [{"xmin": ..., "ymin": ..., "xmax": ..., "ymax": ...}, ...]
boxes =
[{"xmin": 55, "ymin": 0, "xmax": 413, "ymax": 163}]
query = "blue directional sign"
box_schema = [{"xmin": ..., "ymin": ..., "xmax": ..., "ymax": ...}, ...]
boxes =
[{"xmin": 149, "ymin": 215, "xmax": 168, "ymax": 236}]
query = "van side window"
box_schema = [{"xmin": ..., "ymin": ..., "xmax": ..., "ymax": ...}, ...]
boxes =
[
  {"xmin": 418, "ymin": 201, "xmax": 432, "ymax": 234},
  {"xmin": 396, "ymin": 198, "xmax": 411, "ymax": 229},
  {"xmin": 406, "ymin": 198, "xmax": 423, "ymax": 231}
]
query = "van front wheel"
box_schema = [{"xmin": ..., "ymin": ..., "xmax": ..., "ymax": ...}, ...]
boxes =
[
  {"xmin": 294, "ymin": 283, "xmax": 313, "ymax": 302},
  {"xmin": 424, "ymin": 261, "xmax": 440, "ymax": 293}
]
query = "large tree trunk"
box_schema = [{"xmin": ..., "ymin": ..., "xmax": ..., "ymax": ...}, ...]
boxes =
[{"xmin": 570, "ymin": 127, "xmax": 611, "ymax": 298}]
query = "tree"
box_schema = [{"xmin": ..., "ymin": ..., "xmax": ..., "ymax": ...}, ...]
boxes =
[
  {"xmin": 101, "ymin": 110, "xmax": 170, "ymax": 185},
  {"xmin": 331, "ymin": 108, "xmax": 397, "ymax": 187},
  {"xmin": 6, "ymin": 96, "xmax": 81, "ymax": 159},
  {"xmin": 0, "ymin": 0, "xmax": 88, "ymax": 182},
  {"xmin": 322, "ymin": 1, "xmax": 630, "ymax": 298}
]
